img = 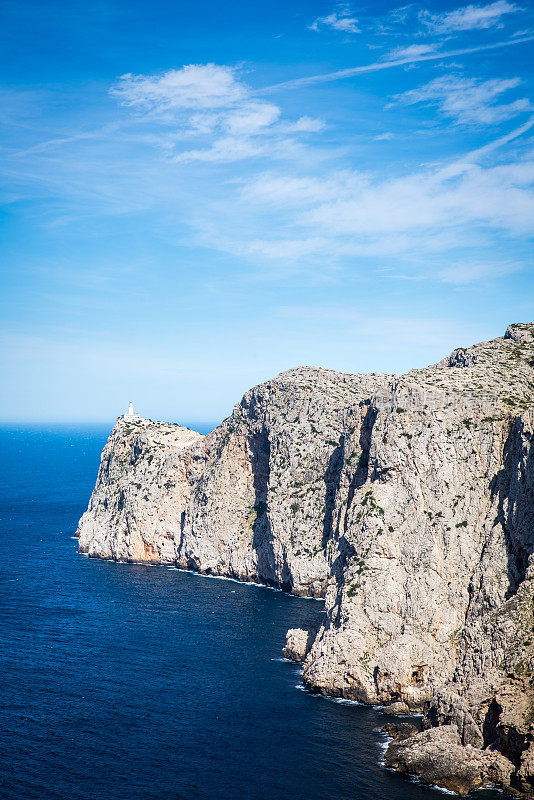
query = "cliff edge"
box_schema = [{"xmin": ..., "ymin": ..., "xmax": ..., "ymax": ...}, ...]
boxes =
[{"xmin": 77, "ymin": 323, "xmax": 534, "ymax": 795}]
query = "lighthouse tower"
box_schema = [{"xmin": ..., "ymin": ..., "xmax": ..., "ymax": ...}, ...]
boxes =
[{"xmin": 123, "ymin": 401, "xmax": 142, "ymax": 422}]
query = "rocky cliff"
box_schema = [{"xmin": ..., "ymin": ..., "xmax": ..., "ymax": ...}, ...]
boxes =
[
  {"xmin": 77, "ymin": 322, "xmax": 534, "ymax": 795},
  {"xmin": 78, "ymin": 368, "xmax": 389, "ymax": 595}
]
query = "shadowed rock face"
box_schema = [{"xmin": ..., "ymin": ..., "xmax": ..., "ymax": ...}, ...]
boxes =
[{"xmin": 78, "ymin": 323, "xmax": 534, "ymax": 795}]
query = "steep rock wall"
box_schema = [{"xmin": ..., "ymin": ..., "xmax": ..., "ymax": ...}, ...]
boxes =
[
  {"xmin": 303, "ymin": 388, "xmax": 521, "ymax": 708},
  {"xmin": 77, "ymin": 421, "xmax": 203, "ymax": 563},
  {"xmin": 300, "ymin": 325, "xmax": 534, "ymax": 712},
  {"xmin": 78, "ymin": 368, "xmax": 389, "ymax": 596},
  {"xmin": 78, "ymin": 322, "xmax": 534, "ymax": 794}
]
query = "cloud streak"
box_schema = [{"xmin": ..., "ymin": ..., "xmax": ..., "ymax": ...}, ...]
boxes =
[
  {"xmin": 391, "ymin": 75, "xmax": 531, "ymax": 125},
  {"xmin": 226, "ymin": 119, "xmax": 534, "ymax": 278},
  {"xmin": 264, "ymin": 35, "xmax": 534, "ymax": 91},
  {"xmin": 387, "ymin": 43, "xmax": 439, "ymax": 59},
  {"xmin": 419, "ymin": 0, "xmax": 520, "ymax": 33},
  {"xmin": 310, "ymin": 4, "xmax": 360, "ymax": 34}
]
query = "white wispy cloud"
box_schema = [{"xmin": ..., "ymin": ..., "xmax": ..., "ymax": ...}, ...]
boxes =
[
  {"xmin": 310, "ymin": 4, "xmax": 360, "ymax": 34},
  {"xmin": 300, "ymin": 157, "xmax": 534, "ymax": 239},
  {"xmin": 420, "ymin": 0, "xmax": 520, "ymax": 33},
  {"xmin": 4, "ymin": 62, "xmax": 533, "ymax": 289},
  {"xmin": 280, "ymin": 116, "xmax": 326, "ymax": 133},
  {"xmin": 265, "ymin": 34, "xmax": 534, "ymax": 91},
  {"xmin": 228, "ymin": 120, "xmax": 534, "ymax": 275},
  {"xmin": 241, "ymin": 171, "xmax": 369, "ymax": 209},
  {"xmin": 391, "ymin": 75, "xmax": 531, "ymax": 125},
  {"xmin": 111, "ymin": 64, "xmax": 248, "ymax": 111},
  {"xmin": 110, "ymin": 65, "xmax": 324, "ymax": 164},
  {"xmin": 224, "ymin": 102, "xmax": 280, "ymax": 135},
  {"xmin": 387, "ymin": 43, "xmax": 438, "ymax": 59},
  {"xmin": 176, "ymin": 136, "xmax": 265, "ymax": 164}
]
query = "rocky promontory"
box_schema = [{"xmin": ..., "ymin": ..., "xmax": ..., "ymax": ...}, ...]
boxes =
[{"xmin": 77, "ymin": 323, "xmax": 534, "ymax": 795}]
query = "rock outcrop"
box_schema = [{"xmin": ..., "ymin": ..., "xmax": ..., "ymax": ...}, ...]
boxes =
[
  {"xmin": 283, "ymin": 622, "xmax": 322, "ymax": 661},
  {"xmin": 385, "ymin": 724, "xmax": 515, "ymax": 795},
  {"xmin": 78, "ymin": 420, "xmax": 203, "ymax": 563},
  {"xmin": 77, "ymin": 322, "xmax": 534, "ymax": 795},
  {"xmin": 78, "ymin": 368, "xmax": 389, "ymax": 596}
]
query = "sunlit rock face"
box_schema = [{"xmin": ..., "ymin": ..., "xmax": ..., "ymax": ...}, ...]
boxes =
[
  {"xmin": 77, "ymin": 419, "xmax": 203, "ymax": 564},
  {"xmin": 302, "ymin": 386, "xmax": 533, "ymax": 709},
  {"xmin": 78, "ymin": 367, "xmax": 391, "ymax": 596},
  {"xmin": 302, "ymin": 324, "xmax": 534, "ymax": 707},
  {"xmin": 78, "ymin": 323, "xmax": 534, "ymax": 794}
]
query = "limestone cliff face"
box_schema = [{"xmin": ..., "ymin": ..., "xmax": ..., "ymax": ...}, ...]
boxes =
[
  {"xmin": 78, "ymin": 322, "xmax": 534, "ymax": 794},
  {"xmin": 302, "ymin": 390, "xmax": 532, "ymax": 709},
  {"xmin": 301, "ymin": 324, "xmax": 534, "ymax": 709},
  {"xmin": 78, "ymin": 367, "xmax": 389, "ymax": 596},
  {"xmin": 77, "ymin": 421, "xmax": 203, "ymax": 563}
]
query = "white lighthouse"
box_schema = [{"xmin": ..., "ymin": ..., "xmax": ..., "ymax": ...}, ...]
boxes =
[{"xmin": 123, "ymin": 401, "xmax": 142, "ymax": 422}]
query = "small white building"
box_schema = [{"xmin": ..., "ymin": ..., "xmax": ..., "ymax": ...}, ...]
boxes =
[{"xmin": 123, "ymin": 401, "xmax": 142, "ymax": 422}]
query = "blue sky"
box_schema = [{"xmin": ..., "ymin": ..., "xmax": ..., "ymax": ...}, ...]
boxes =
[{"xmin": 1, "ymin": 0, "xmax": 533, "ymax": 424}]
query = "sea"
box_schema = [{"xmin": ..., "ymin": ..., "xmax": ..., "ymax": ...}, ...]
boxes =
[{"xmin": 0, "ymin": 425, "xmax": 500, "ymax": 800}]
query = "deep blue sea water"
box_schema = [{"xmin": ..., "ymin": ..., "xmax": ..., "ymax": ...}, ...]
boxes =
[{"xmin": 0, "ymin": 425, "xmax": 501, "ymax": 800}]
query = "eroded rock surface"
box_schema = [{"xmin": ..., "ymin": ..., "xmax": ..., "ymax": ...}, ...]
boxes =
[
  {"xmin": 385, "ymin": 725, "xmax": 515, "ymax": 795},
  {"xmin": 78, "ymin": 420, "xmax": 203, "ymax": 563},
  {"xmin": 78, "ymin": 367, "xmax": 389, "ymax": 595},
  {"xmin": 77, "ymin": 322, "xmax": 534, "ymax": 794},
  {"xmin": 283, "ymin": 623, "xmax": 322, "ymax": 661}
]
